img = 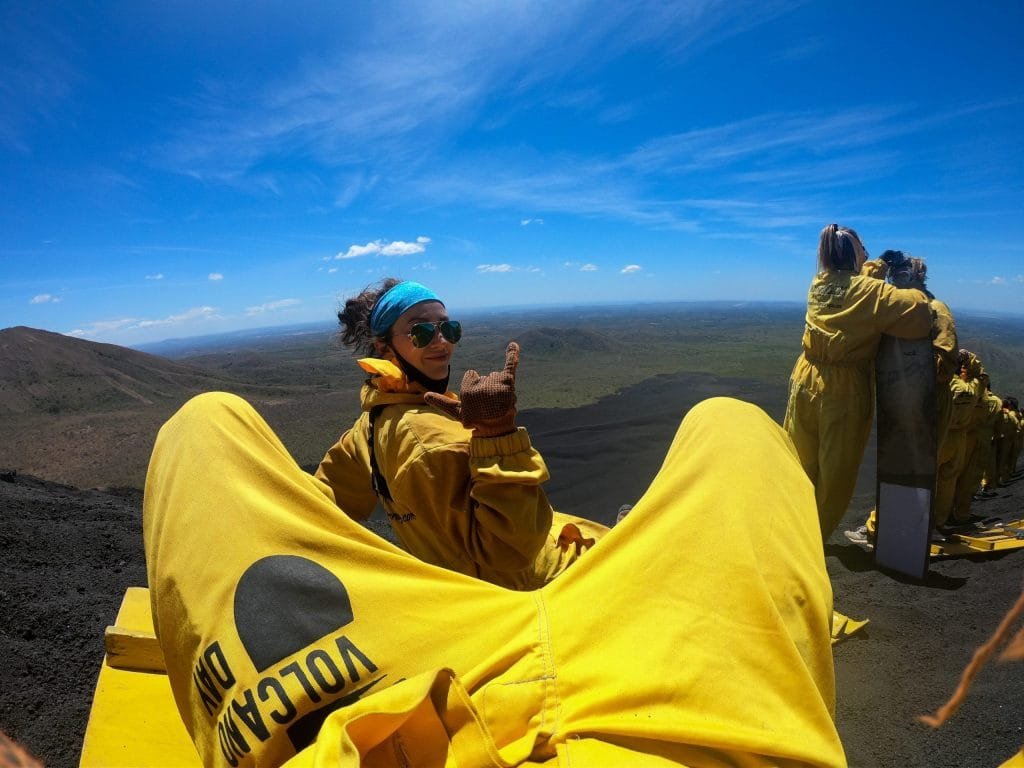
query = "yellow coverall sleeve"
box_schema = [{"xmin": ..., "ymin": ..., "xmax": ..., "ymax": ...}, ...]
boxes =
[
  {"xmin": 313, "ymin": 417, "xmax": 377, "ymax": 522},
  {"xmin": 930, "ymin": 299, "xmax": 959, "ymax": 382},
  {"xmin": 384, "ymin": 421, "xmax": 553, "ymax": 577},
  {"xmin": 859, "ymin": 258, "xmax": 888, "ymax": 279},
  {"xmin": 866, "ymin": 280, "xmax": 933, "ymax": 339},
  {"xmin": 467, "ymin": 428, "xmax": 556, "ymax": 572}
]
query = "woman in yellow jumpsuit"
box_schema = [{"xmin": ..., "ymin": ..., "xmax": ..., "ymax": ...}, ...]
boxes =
[
  {"xmin": 784, "ymin": 225, "xmax": 932, "ymax": 538},
  {"xmin": 315, "ymin": 279, "xmax": 605, "ymax": 590},
  {"xmin": 995, "ymin": 399, "xmax": 1019, "ymax": 486},
  {"xmin": 935, "ymin": 351, "xmax": 984, "ymax": 528},
  {"xmin": 144, "ymin": 391, "xmax": 845, "ymax": 767},
  {"xmin": 1005, "ymin": 397, "xmax": 1023, "ymax": 480}
]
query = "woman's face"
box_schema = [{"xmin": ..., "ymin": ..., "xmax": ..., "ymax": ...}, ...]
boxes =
[{"xmin": 383, "ymin": 300, "xmax": 455, "ymax": 381}]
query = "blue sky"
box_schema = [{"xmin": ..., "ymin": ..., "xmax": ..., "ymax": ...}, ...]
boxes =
[{"xmin": 2, "ymin": 0, "xmax": 1022, "ymax": 347}]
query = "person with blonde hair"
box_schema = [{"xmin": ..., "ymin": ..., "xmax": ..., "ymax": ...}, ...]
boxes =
[
  {"xmin": 844, "ymin": 252, "xmax": 960, "ymax": 544},
  {"xmin": 784, "ymin": 225, "xmax": 933, "ymax": 538}
]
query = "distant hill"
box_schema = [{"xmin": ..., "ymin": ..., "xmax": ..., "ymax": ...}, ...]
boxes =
[
  {"xmin": 0, "ymin": 326, "xmax": 357, "ymax": 489},
  {"xmin": 517, "ymin": 327, "xmax": 616, "ymax": 354},
  {"xmin": 134, "ymin": 321, "xmax": 336, "ymax": 358},
  {"xmin": 0, "ymin": 326, "xmax": 239, "ymax": 417}
]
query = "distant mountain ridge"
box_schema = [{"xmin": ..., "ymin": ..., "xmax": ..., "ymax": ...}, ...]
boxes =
[
  {"xmin": 0, "ymin": 325, "xmax": 357, "ymax": 488},
  {"xmin": 0, "ymin": 326, "xmax": 240, "ymax": 417},
  {"xmin": 3, "ymin": 306, "xmax": 1023, "ymax": 490}
]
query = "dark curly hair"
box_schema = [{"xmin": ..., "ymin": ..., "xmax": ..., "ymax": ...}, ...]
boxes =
[
  {"xmin": 889, "ymin": 256, "xmax": 927, "ymax": 290},
  {"xmin": 337, "ymin": 277, "xmax": 403, "ymax": 356}
]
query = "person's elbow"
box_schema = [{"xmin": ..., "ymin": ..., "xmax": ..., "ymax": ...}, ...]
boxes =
[
  {"xmin": 468, "ymin": 526, "xmax": 547, "ymax": 573},
  {"xmin": 888, "ymin": 299, "xmax": 933, "ymax": 339}
]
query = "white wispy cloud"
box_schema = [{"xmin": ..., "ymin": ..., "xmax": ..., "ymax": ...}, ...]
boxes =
[
  {"xmin": 0, "ymin": 6, "xmax": 80, "ymax": 152},
  {"xmin": 136, "ymin": 306, "xmax": 219, "ymax": 328},
  {"xmin": 381, "ymin": 240, "xmax": 426, "ymax": 256},
  {"xmin": 477, "ymin": 264, "xmax": 514, "ymax": 273},
  {"xmin": 412, "ymin": 163, "xmax": 700, "ymax": 230},
  {"xmin": 68, "ymin": 306, "xmax": 220, "ymax": 338},
  {"xmin": 68, "ymin": 318, "xmax": 138, "ymax": 337},
  {"xmin": 209, "ymin": 272, "xmax": 224, "ymax": 281},
  {"xmin": 335, "ymin": 237, "xmax": 431, "ymax": 259},
  {"xmin": 145, "ymin": 0, "xmax": 996, "ymax": 247},
  {"xmin": 30, "ymin": 293, "xmax": 60, "ymax": 304},
  {"xmin": 621, "ymin": 264, "xmax": 643, "ymax": 274},
  {"xmin": 154, "ymin": 1, "xmax": 795, "ymax": 191},
  {"xmin": 563, "ymin": 261, "xmax": 598, "ymax": 271},
  {"xmin": 334, "ymin": 173, "xmax": 374, "ymax": 209},
  {"xmin": 404, "ymin": 96, "xmax": 1017, "ymax": 237},
  {"xmin": 991, "ymin": 276, "xmax": 1006, "ymax": 285},
  {"xmin": 145, "ymin": 273, "xmax": 165, "ymax": 280},
  {"xmin": 338, "ymin": 242, "xmax": 381, "ymax": 260},
  {"xmin": 623, "ymin": 107, "xmax": 907, "ymax": 174},
  {"xmin": 246, "ymin": 299, "xmax": 301, "ymax": 316}
]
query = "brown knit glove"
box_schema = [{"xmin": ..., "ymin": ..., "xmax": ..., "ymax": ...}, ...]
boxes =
[{"xmin": 425, "ymin": 342, "xmax": 520, "ymax": 437}]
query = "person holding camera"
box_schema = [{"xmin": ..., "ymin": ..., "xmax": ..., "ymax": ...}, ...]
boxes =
[
  {"xmin": 846, "ymin": 253, "xmax": 963, "ymax": 543},
  {"xmin": 784, "ymin": 225, "xmax": 933, "ymax": 538}
]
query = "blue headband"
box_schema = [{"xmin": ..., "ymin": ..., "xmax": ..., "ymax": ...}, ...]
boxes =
[{"xmin": 369, "ymin": 281, "xmax": 443, "ymax": 336}]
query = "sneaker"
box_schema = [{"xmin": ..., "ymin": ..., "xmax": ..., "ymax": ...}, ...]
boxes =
[
  {"xmin": 615, "ymin": 504, "xmax": 633, "ymax": 525},
  {"xmin": 844, "ymin": 525, "xmax": 870, "ymax": 545},
  {"xmin": 930, "ymin": 528, "xmax": 951, "ymax": 543}
]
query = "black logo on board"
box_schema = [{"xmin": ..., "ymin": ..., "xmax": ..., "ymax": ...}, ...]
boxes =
[
  {"xmin": 234, "ymin": 555, "xmax": 355, "ymax": 672},
  {"xmin": 193, "ymin": 555, "xmax": 386, "ymax": 765}
]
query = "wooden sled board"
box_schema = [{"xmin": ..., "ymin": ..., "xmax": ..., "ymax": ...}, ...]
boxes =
[
  {"xmin": 930, "ymin": 517, "xmax": 1024, "ymax": 557},
  {"xmin": 831, "ymin": 610, "xmax": 869, "ymax": 645},
  {"xmin": 79, "ymin": 587, "xmax": 200, "ymax": 767}
]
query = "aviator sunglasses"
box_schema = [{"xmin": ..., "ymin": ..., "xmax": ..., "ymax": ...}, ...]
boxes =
[{"xmin": 406, "ymin": 320, "xmax": 462, "ymax": 348}]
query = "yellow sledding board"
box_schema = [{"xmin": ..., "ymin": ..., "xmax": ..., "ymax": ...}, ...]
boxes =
[
  {"xmin": 79, "ymin": 586, "xmax": 200, "ymax": 767},
  {"xmin": 930, "ymin": 516, "xmax": 1024, "ymax": 558},
  {"xmin": 831, "ymin": 610, "xmax": 869, "ymax": 645},
  {"xmin": 999, "ymin": 748, "xmax": 1024, "ymax": 767}
]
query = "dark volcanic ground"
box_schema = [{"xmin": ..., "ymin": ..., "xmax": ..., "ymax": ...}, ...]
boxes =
[{"xmin": 2, "ymin": 372, "xmax": 1023, "ymax": 767}]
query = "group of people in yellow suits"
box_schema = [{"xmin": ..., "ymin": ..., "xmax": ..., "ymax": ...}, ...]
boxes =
[
  {"xmin": 140, "ymin": 224, "xmax": 1019, "ymax": 767},
  {"xmin": 782, "ymin": 224, "xmax": 1020, "ymax": 544},
  {"xmin": 935, "ymin": 353, "xmax": 1022, "ymax": 531},
  {"xmin": 984, "ymin": 393, "xmax": 1023, "ymax": 495}
]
